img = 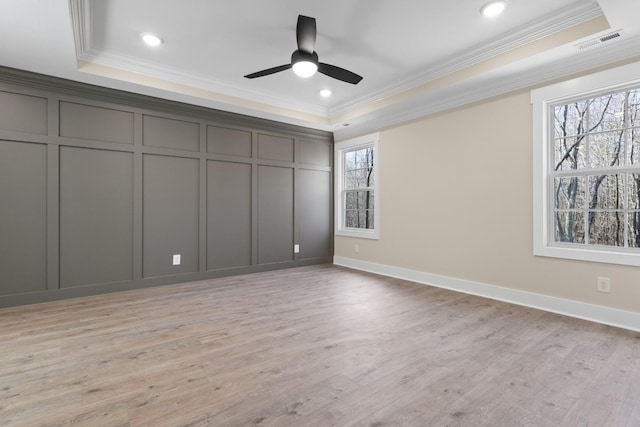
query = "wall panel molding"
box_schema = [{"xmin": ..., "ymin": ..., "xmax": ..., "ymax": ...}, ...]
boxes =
[
  {"xmin": 0, "ymin": 65, "xmax": 332, "ymax": 140},
  {"xmin": 0, "ymin": 67, "xmax": 333, "ymax": 307}
]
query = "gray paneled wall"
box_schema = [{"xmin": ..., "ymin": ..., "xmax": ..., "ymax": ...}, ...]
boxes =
[
  {"xmin": 299, "ymin": 169, "xmax": 332, "ymax": 259},
  {"xmin": 0, "ymin": 91, "xmax": 47, "ymax": 135},
  {"xmin": 258, "ymin": 165, "xmax": 294, "ymax": 264},
  {"xmin": 60, "ymin": 101, "xmax": 135, "ymax": 144},
  {"xmin": 143, "ymin": 115, "xmax": 199, "ymax": 152},
  {"xmin": 143, "ymin": 154, "xmax": 200, "ymax": 278},
  {"xmin": 206, "ymin": 160, "xmax": 252, "ymax": 270},
  {"xmin": 0, "ymin": 69, "xmax": 333, "ymax": 307},
  {"xmin": 59, "ymin": 147, "xmax": 134, "ymax": 288},
  {"xmin": 0, "ymin": 140, "xmax": 47, "ymax": 295}
]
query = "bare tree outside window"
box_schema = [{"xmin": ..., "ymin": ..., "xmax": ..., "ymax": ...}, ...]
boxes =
[
  {"xmin": 335, "ymin": 134, "xmax": 379, "ymax": 239},
  {"xmin": 344, "ymin": 146, "xmax": 374, "ymax": 229},
  {"xmin": 552, "ymin": 88, "xmax": 640, "ymax": 248}
]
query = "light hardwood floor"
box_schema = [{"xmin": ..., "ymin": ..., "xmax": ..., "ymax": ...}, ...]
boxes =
[{"xmin": 1, "ymin": 264, "xmax": 639, "ymax": 426}]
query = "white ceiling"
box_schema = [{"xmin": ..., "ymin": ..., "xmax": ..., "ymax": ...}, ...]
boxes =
[{"xmin": 1, "ymin": 0, "xmax": 640, "ymax": 139}]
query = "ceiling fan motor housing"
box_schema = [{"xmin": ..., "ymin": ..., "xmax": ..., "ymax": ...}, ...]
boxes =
[{"xmin": 291, "ymin": 50, "xmax": 319, "ymax": 66}]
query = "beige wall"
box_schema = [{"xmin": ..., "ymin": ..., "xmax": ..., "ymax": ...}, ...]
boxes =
[{"xmin": 335, "ymin": 90, "xmax": 640, "ymax": 314}]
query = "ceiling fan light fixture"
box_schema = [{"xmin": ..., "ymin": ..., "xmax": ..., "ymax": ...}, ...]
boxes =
[
  {"xmin": 292, "ymin": 60, "xmax": 318, "ymax": 78},
  {"xmin": 480, "ymin": 1, "xmax": 506, "ymax": 17},
  {"xmin": 244, "ymin": 16, "xmax": 362, "ymax": 84},
  {"xmin": 291, "ymin": 50, "xmax": 318, "ymax": 78}
]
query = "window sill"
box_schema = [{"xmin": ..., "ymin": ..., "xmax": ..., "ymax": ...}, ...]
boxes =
[
  {"xmin": 336, "ymin": 228, "xmax": 379, "ymax": 240},
  {"xmin": 534, "ymin": 243, "xmax": 640, "ymax": 267}
]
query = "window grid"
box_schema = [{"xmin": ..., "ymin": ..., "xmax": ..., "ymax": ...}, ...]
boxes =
[
  {"xmin": 335, "ymin": 133, "xmax": 379, "ymax": 239},
  {"xmin": 550, "ymin": 86, "xmax": 640, "ymax": 250},
  {"xmin": 342, "ymin": 146, "xmax": 375, "ymax": 230}
]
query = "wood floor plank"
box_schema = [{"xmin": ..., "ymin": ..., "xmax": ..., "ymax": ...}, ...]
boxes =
[{"xmin": 1, "ymin": 264, "xmax": 639, "ymax": 426}]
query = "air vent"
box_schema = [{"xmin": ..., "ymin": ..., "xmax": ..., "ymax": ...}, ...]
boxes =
[
  {"xmin": 600, "ymin": 32, "xmax": 621, "ymax": 42},
  {"xmin": 575, "ymin": 30, "xmax": 623, "ymax": 50}
]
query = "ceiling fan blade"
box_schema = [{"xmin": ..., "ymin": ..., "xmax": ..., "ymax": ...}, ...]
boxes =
[
  {"xmin": 244, "ymin": 64, "xmax": 291, "ymax": 79},
  {"xmin": 296, "ymin": 15, "xmax": 316, "ymax": 54},
  {"xmin": 318, "ymin": 63, "xmax": 363, "ymax": 85}
]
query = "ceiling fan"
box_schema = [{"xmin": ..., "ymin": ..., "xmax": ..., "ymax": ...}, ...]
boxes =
[{"xmin": 244, "ymin": 15, "xmax": 363, "ymax": 85}]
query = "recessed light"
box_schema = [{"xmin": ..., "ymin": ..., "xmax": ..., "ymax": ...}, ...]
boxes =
[
  {"xmin": 320, "ymin": 89, "xmax": 332, "ymax": 98},
  {"xmin": 142, "ymin": 33, "xmax": 163, "ymax": 47},
  {"xmin": 480, "ymin": 1, "xmax": 506, "ymax": 17}
]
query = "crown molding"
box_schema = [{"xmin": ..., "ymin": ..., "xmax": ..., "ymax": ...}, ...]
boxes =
[
  {"xmin": 77, "ymin": 49, "xmax": 331, "ymax": 118},
  {"xmin": 69, "ymin": 0, "xmax": 90, "ymax": 60},
  {"xmin": 69, "ymin": 0, "xmax": 627, "ymax": 142},
  {"xmin": 329, "ymin": 1, "xmax": 604, "ymax": 117},
  {"xmin": 334, "ymin": 34, "xmax": 640, "ymax": 141},
  {"xmin": 68, "ymin": 0, "xmax": 329, "ymax": 118},
  {"xmin": 69, "ymin": 0, "xmax": 603, "ymax": 126}
]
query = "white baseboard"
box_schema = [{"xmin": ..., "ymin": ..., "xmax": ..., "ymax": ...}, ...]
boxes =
[{"xmin": 333, "ymin": 256, "xmax": 640, "ymax": 333}]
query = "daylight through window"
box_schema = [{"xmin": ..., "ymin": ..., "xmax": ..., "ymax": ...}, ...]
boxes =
[
  {"xmin": 533, "ymin": 61, "xmax": 640, "ymax": 266},
  {"xmin": 335, "ymin": 133, "xmax": 379, "ymax": 239},
  {"xmin": 344, "ymin": 146, "xmax": 375, "ymax": 229},
  {"xmin": 552, "ymin": 88, "xmax": 640, "ymax": 248}
]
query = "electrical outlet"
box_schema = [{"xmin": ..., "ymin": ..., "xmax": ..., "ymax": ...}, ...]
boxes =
[
  {"xmin": 172, "ymin": 254, "xmax": 181, "ymax": 266},
  {"xmin": 294, "ymin": 244, "xmax": 300, "ymax": 254},
  {"xmin": 596, "ymin": 277, "xmax": 610, "ymax": 293},
  {"xmin": 354, "ymin": 244, "xmax": 360, "ymax": 253}
]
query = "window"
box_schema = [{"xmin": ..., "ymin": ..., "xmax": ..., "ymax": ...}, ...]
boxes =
[
  {"xmin": 335, "ymin": 133, "xmax": 379, "ymax": 239},
  {"xmin": 532, "ymin": 61, "xmax": 640, "ymax": 266}
]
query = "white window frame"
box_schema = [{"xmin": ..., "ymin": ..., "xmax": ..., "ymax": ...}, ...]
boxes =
[
  {"xmin": 532, "ymin": 60, "xmax": 640, "ymax": 266},
  {"xmin": 335, "ymin": 133, "xmax": 380, "ymax": 239}
]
